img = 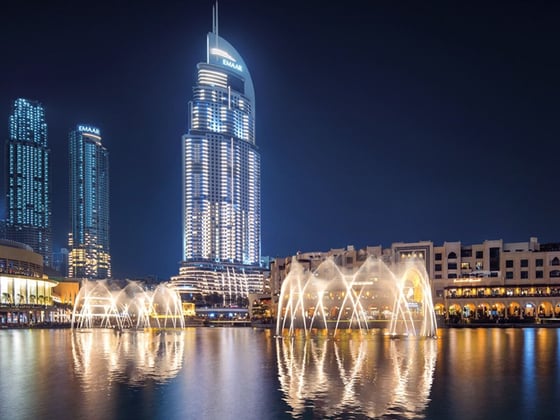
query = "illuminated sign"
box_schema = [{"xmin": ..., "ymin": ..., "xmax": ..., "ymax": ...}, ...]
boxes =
[
  {"xmin": 78, "ymin": 125, "xmax": 100, "ymax": 135},
  {"xmin": 222, "ymin": 58, "xmax": 242, "ymax": 72}
]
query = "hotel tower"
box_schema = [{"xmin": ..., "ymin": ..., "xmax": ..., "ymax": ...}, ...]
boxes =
[
  {"xmin": 173, "ymin": 6, "xmax": 263, "ymax": 304},
  {"xmin": 68, "ymin": 124, "xmax": 111, "ymax": 279},
  {"xmin": 5, "ymin": 98, "xmax": 52, "ymax": 267}
]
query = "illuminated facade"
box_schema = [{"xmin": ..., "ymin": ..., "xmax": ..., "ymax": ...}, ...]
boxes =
[
  {"xmin": 270, "ymin": 238, "xmax": 560, "ymax": 324},
  {"xmin": 5, "ymin": 98, "xmax": 52, "ymax": 267},
  {"xmin": 68, "ymin": 125, "xmax": 111, "ymax": 279},
  {"xmin": 175, "ymin": 8, "xmax": 262, "ymax": 302},
  {"xmin": 0, "ymin": 239, "xmax": 58, "ymax": 325}
]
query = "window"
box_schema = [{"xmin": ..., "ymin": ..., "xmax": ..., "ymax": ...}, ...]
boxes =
[
  {"xmin": 461, "ymin": 249, "xmax": 472, "ymax": 258},
  {"xmin": 461, "ymin": 262, "xmax": 470, "ymax": 270},
  {"xmin": 448, "ymin": 252, "xmax": 457, "ymax": 259},
  {"xmin": 536, "ymin": 259, "xmax": 543, "ymax": 267},
  {"xmin": 449, "ymin": 273, "xmax": 457, "ymax": 279},
  {"xmin": 552, "ymin": 257, "xmax": 560, "ymax": 266},
  {"xmin": 506, "ymin": 272, "xmax": 514, "ymax": 279},
  {"xmin": 505, "ymin": 260, "xmax": 513, "ymax": 268},
  {"xmin": 435, "ymin": 274, "xmax": 442, "ymax": 279},
  {"xmin": 435, "ymin": 253, "xmax": 442, "ymax": 261},
  {"xmin": 536, "ymin": 270, "xmax": 543, "ymax": 279},
  {"xmin": 435, "ymin": 264, "xmax": 442, "ymax": 271},
  {"xmin": 521, "ymin": 259, "xmax": 528, "ymax": 268},
  {"xmin": 551, "ymin": 270, "xmax": 560, "ymax": 278},
  {"xmin": 476, "ymin": 251, "xmax": 483, "ymax": 259},
  {"xmin": 448, "ymin": 263, "xmax": 457, "ymax": 270},
  {"xmin": 521, "ymin": 271, "xmax": 528, "ymax": 279}
]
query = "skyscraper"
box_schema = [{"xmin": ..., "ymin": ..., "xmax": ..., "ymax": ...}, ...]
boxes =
[
  {"xmin": 5, "ymin": 98, "xmax": 52, "ymax": 266},
  {"xmin": 173, "ymin": 7, "xmax": 262, "ymax": 303},
  {"xmin": 68, "ymin": 124, "xmax": 111, "ymax": 279}
]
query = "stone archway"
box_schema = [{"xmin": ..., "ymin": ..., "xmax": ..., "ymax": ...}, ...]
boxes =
[
  {"xmin": 434, "ymin": 303, "xmax": 445, "ymax": 316},
  {"xmin": 490, "ymin": 302, "xmax": 506, "ymax": 319},
  {"xmin": 524, "ymin": 302, "xmax": 537, "ymax": 318},
  {"xmin": 508, "ymin": 302, "xmax": 521, "ymax": 318},
  {"xmin": 463, "ymin": 303, "xmax": 476, "ymax": 319},
  {"xmin": 476, "ymin": 302, "xmax": 491, "ymax": 319},
  {"xmin": 538, "ymin": 301, "xmax": 553, "ymax": 317}
]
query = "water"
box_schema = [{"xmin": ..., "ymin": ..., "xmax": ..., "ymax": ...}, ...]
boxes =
[{"xmin": 0, "ymin": 327, "xmax": 559, "ymax": 419}]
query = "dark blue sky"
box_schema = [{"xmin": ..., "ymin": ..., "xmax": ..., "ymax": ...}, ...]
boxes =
[{"xmin": 1, "ymin": 1, "xmax": 559, "ymax": 279}]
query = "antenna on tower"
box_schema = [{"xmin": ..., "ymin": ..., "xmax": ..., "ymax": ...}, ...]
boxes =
[{"xmin": 213, "ymin": 1, "xmax": 219, "ymax": 46}]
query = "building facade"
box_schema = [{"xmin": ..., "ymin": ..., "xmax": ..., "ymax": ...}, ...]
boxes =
[
  {"xmin": 173, "ymin": 9, "xmax": 263, "ymax": 303},
  {"xmin": 5, "ymin": 98, "xmax": 52, "ymax": 267},
  {"xmin": 269, "ymin": 237, "xmax": 560, "ymax": 324},
  {"xmin": 68, "ymin": 124, "xmax": 111, "ymax": 279},
  {"xmin": 0, "ymin": 239, "xmax": 59, "ymax": 325}
]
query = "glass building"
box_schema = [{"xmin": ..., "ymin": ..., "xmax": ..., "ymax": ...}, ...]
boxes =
[
  {"xmin": 175, "ymin": 10, "xmax": 262, "ymax": 303},
  {"xmin": 5, "ymin": 98, "xmax": 52, "ymax": 267},
  {"xmin": 68, "ymin": 125, "xmax": 110, "ymax": 279}
]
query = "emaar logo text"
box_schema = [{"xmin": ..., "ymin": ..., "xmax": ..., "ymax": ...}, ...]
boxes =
[{"xmin": 222, "ymin": 59, "xmax": 243, "ymax": 72}]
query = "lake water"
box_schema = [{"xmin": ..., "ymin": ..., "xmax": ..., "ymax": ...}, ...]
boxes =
[{"xmin": 0, "ymin": 327, "xmax": 559, "ymax": 419}]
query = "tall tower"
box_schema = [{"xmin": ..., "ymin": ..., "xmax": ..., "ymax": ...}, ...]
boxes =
[
  {"xmin": 5, "ymin": 98, "xmax": 52, "ymax": 266},
  {"xmin": 68, "ymin": 124, "xmax": 111, "ymax": 279},
  {"xmin": 174, "ymin": 5, "xmax": 262, "ymax": 304}
]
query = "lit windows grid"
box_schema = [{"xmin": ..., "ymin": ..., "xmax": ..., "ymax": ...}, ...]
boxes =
[
  {"xmin": 6, "ymin": 99, "xmax": 52, "ymax": 266},
  {"xmin": 68, "ymin": 127, "xmax": 110, "ymax": 279},
  {"xmin": 183, "ymin": 134, "xmax": 260, "ymax": 265}
]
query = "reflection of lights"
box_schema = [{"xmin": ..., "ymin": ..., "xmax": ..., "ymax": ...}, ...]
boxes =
[
  {"xmin": 71, "ymin": 330, "xmax": 185, "ymax": 389},
  {"xmin": 276, "ymin": 333, "xmax": 437, "ymax": 418}
]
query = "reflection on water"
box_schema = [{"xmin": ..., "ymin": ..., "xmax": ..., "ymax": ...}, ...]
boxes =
[
  {"xmin": 276, "ymin": 330, "xmax": 437, "ymax": 419},
  {"xmin": 71, "ymin": 329, "xmax": 184, "ymax": 389},
  {"xmin": 3, "ymin": 328, "xmax": 560, "ymax": 419}
]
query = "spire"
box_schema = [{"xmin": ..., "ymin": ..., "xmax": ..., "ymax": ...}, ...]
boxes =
[{"xmin": 212, "ymin": 2, "xmax": 219, "ymax": 45}]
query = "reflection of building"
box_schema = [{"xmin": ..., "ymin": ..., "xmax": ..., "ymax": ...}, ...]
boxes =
[
  {"xmin": 5, "ymin": 98, "xmax": 52, "ymax": 267},
  {"xmin": 173, "ymin": 6, "xmax": 263, "ymax": 303},
  {"xmin": 68, "ymin": 124, "xmax": 111, "ymax": 279},
  {"xmin": 0, "ymin": 239, "xmax": 58, "ymax": 324},
  {"xmin": 270, "ymin": 237, "xmax": 560, "ymax": 324}
]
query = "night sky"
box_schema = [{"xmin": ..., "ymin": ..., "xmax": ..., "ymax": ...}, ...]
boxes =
[{"xmin": 1, "ymin": 1, "xmax": 559, "ymax": 280}]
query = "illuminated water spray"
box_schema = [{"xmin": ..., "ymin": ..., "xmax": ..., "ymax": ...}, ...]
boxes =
[
  {"xmin": 71, "ymin": 280, "xmax": 185, "ymax": 329},
  {"xmin": 276, "ymin": 256, "xmax": 437, "ymax": 337}
]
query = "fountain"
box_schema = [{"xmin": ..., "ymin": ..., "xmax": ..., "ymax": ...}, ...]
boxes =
[
  {"xmin": 276, "ymin": 256, "xmax": 437, "ymax": 337},
  {"xmin": 71, "ymin": 279, "xmax": 185, "ymax": 329}
]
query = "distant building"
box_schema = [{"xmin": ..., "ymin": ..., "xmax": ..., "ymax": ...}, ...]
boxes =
[
  {"xmin": 52, "ymin": 247, "xmax": 69, "ymax": 277},
  {"xmin": 68, "ymin": 124, "xmax": 111, "ymax": 279},
  {"xmin": 172, "ymin": 6, "xmax": 263, "ymax": 304},
  {"xmin": 270, "ymin": 237, "xmax": 560, "ymax": 323},
  {"xmin": 5, "ymin": 98, "xmax": 52, "ymax": 267}
]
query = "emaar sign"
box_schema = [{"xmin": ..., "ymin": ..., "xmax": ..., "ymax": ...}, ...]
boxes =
[
  {"xmin": 78, "ymin": 125, "xmax": 100, "ymax": 135},
  {"xmin": 222, "ymin": 58, "xmax": 243, "ymax": 72}
]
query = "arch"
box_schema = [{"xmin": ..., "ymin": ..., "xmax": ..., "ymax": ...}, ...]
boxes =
[
  {"xmin": 434, "ymin": 303, "xmax": 445, "ymax": 316},
  {"xmin": 523, "ymin": 302, "xmax": 537, "ymax": 317},
  {"xmin": 552, "ymin": 257, "xmax": 560, "ymax": 266},
  {"xmin": 447, "ymin": 252, "xmax": 457, "ymax": 259},
  {"xmin": 476, "ymin": 302, "xmax": 491, "ymax": 319},
  {"xmin": 538, "ymin": 301, "xmax": 553, "ymax": 317},
  {"xmin": 490, "ymin": 302, "xmax": 506, "ymax": 318},
  {"xmin": 508, "ymin": 302, "xmax": 522, "ymax": 318},
  {"xmin": 462, "ymin": 303, "xmax": 476, "ymax": 318}
]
